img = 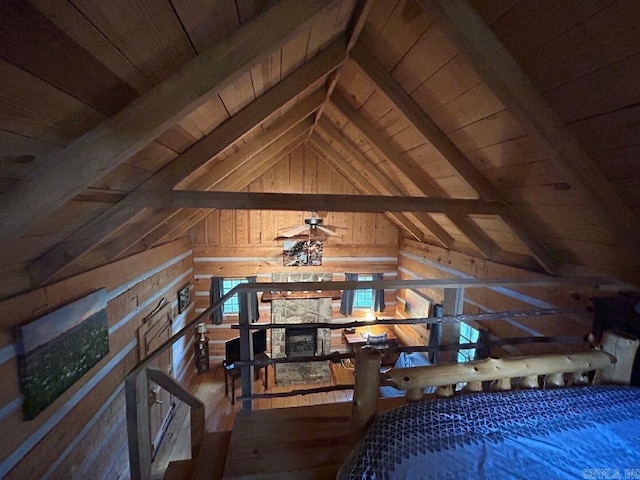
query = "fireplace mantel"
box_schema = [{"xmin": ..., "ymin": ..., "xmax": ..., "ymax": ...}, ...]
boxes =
[{"xmin": 261, "ymin": 290, "xmax": 342, "ymax": 301}]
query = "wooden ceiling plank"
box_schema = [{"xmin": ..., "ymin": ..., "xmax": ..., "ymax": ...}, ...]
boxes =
[
  {"xmin": 417, "ymin": 0, "xmax": 640, "ymax": 245},
  {"xmin": 28, "ymin": 41, "xmax": 345, "ymax": 286},
  {"xmin": 0, "ymin": 0, "xmax": 339, "ymax": 246},
  {"xmin": 309, "ymin": 133, "xmax": 424, "ymax": 241},
  {"xmin": 349, "ymin": 41, "xmax": 560, "ymax": 274},
  {"xmin": 126, "ymin": 190, "xmax": 505, "ymax": 214},
  {"xmin": 315, "ymin": 122, "xmax": 453, "ymax": 246}
]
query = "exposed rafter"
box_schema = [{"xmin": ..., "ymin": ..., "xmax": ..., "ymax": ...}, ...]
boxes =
[
  {"xmin": 28, "ymin": 41, "xmax": 345, "ymax": 286},
  {"xmin": 0, "ymin": 0, "xmax": 339, "ymax": 246},
  {"xmin": 347, "ymin": 43, "xmax": 559, "ymax": 274},
  {"xmin": 308, "ymin": 133, "xmax": 425, "ymax": 241},
  {"xmin": 416, "ymin": 0, "xmax": 640, "ymax": 247},
  {"xmin": 314, "ymin": 120, "xmax": 454, "ymax": 247}
]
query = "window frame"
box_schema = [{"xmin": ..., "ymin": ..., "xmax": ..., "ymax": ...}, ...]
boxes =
[
  {"xmin": 353, "ymin": 274, "xmax": 374, "ymax": 309},
  {"xmin": 457, "ymin": 322, "xmax": 479, "ymax": 363},
  {"xmin": 221, "ymin": 278, "xmax": 247, "ymax": 315}
]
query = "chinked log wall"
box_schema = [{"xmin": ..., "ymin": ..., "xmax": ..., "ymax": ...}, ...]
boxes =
[
  {"xmin": 191, "ymin": 245, "xmax": 399, "ymax": 361},
  {"xmin": 0, "ymin": 238, "xmax": 195, "ymax": 480},
  {"xmin": 395, "ymin": 238, "xmax": 609, "ymax": 356}
]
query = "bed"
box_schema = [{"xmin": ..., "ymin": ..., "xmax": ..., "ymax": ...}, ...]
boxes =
[
  {"xmin": 339, "ymin": 330, "xmax": 640, "ymax": 480},
  {"xmin": 338, "ymin": 385, "xmax": 640, "ymax": 479}
]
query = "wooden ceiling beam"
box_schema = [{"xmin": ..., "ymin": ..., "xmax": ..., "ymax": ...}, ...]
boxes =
[
  {"xmin": 125, "ymin": 190, "xmax": 506, "ymax": 214},
  {"xmin": 106, "ymin": 121, "xmax": 313, "ymax": 259},
  {"xmin": 28, "ymin": 41, "xmax": 345, "ymax": 286},
  {"xmin": 314, "ymin": 121, "xmax": 453, "ymax": 247},
  {"xmin": 307, "ymin": 0, "xmax": 374, "ymax": 141},
  {"xmin": 135, "ymin": 134, "xmax": 311, "ymax": 252},
  {"xmin": 0, "ymin": 0, "xmax": 338, "ymax": 246},
  {"xmin": 416, "ymin": 0, "xmax": 640, "ymax": 246},
  {"xmin": 309, "ymin": 133, "xmax": 425, "ymax": 242},
  {"xmin": 348, "ymin": 43, "xmax": 559, "ymax": 274},
  {"xmin": 329, "ymin": 92, "xmax": 526, "ymax": 261}
]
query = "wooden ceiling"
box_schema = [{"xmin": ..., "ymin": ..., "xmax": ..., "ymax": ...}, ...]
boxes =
[{"xmin": 0, "ymin": 0, "xmax": 638, "ymax": 295}]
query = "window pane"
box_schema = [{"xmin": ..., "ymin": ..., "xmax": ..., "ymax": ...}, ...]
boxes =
[
  {"xmin": 353, "ymin": 275, "xmax": 373, "ymax": 309},
  {"xmin": 222, "ymin": 278, "xmax": 246, "ymax": 314}
]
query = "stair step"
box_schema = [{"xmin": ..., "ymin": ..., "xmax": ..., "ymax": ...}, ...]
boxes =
[
  {"xmin": 191, "ymin": 431, "xmax": 232, "ymax": 480},
  {"xmin": 162, "ymin": 459, "xmax": 195, "ymax": 480}
]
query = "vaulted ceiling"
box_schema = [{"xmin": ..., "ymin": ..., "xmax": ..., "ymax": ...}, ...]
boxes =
[{"xmin": 0, "ymin": 0, "xmax": 639, "ymax": 296}]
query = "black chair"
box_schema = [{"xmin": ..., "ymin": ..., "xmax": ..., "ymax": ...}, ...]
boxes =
[{"xmin": 223, "ymin": 330, "xmax": 269, "ymax": 405}]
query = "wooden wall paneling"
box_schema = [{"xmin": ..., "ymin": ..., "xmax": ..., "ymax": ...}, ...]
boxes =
[
  {"xmin": 0, "ymin": 239, "xmax": 193, "ymax": 478},
  {"xmin": 235, "ymin": 0, "xmax": 268, "ymax": 24},
  {"xmin": 306, "ymin": 0, "xmax": 344, "ymax": 59},
  {"xmin": 251, "ymin": 51, "xmax": 283, "ymax": 98},
  {"xmin": 447, "ymin": 110, "xmax": 526, "ymax": 155},
  {"xmin": 171, "ymin": 0, "xmax": 239, "ymax": 53},
  {"xmin": 123, "ymin": 141, "xmax": 179, "ymax": 176},
  {"xmin": 219, "ymin": 71, "xmax": 257, "ymax": 116},
  {"xmin": 70, "ymin": 0, "xmax": 195, "ymax": 83},
  {"xmin": 0, "ymin": 58, "xmax": 106, "ymax": 145},
  {"xmin": 183, "ymin": 97, "xmax": 231, "ymax": 137},
  {"xmin": 155, "ymin": 124, "xmax": 200, "ymax": 154},
  {"xmin": 358, "ymin": 0, "xmax": 398, "ymax": 48},
  {"xmin": 281, "ymin": 27, "xmax": 311, "ymax": 78},
  {"xmin": 0, "ymin": 0, "xmax": 138, "ymax": 115}
]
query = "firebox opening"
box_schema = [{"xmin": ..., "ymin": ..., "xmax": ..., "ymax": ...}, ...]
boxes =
[{"xmin": 285, "ymin": 327, "xmax": 317, "ymax": 357}]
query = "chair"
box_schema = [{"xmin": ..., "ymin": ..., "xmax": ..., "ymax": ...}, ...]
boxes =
[{"xmin": 223, "ymin": 330, "xmax": 269, "ymax": 405}]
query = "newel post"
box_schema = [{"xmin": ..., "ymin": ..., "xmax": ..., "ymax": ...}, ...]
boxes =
[
  {"xmin": 350, "ymin": 346, "xmax": 382, "ymax": 440},
  {"xmin": 125, "ymin": 367, "xmax": 152, "ymax": 480}
]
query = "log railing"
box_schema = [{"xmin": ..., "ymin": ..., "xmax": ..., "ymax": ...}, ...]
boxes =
[
  {"xmin": 123, "ymin": 276, "xmax": 622, "ymax": 480},
  {"xmin": 350, "ymin": 330, "xmax": 640, "ymax": 436}
]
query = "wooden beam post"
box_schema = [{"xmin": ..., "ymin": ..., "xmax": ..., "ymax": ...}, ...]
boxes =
[
  {"xmin": 350, "ymin": 346, "xmax": 382, "ymax": 440},
  {"xmin": 238, "ymin": 293, "xmax": 254, "ymax": 412},
  {"xmin": 125, "ymin": 368, "xmax": 152, "ymax": 480}
]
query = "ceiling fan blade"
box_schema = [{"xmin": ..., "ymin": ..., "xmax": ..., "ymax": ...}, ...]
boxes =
[
  {"xmin": 277, "ymin": 225, "xmax": 309, "ymax": 237},
  {"xmin": 316, "ymin": 225, "xmax": 341, "ymax": 237}
]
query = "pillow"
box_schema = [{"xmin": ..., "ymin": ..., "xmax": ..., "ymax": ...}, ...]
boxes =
[{"xmin": 379, "ymin": 352, "xmax": 434, "ymax": 398}]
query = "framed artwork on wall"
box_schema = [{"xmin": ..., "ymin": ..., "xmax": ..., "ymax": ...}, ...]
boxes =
[
  {"xmin": 178, "ymin": 283, "xmax": 191, "ymax": 313},
  {"xmin": 283, "ymin": 240, "xmax": 323, "ymax": 266}
]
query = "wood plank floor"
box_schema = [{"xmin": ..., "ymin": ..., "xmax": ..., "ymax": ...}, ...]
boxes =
[{"xmin": 151, "ymin": 362, "xmax": 356, "ymax": 479}]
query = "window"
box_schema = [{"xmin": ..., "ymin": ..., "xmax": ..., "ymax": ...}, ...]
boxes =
[
  {"xmin": 222, "ymin": 278, "xmax": 247, "ymax": 314},
  {"xmin": 457, "ymin": 322, "xmax": 479, "ymax": 363},
  {"xmin": 353, "ymin": 274, "xmax": 373, "ymax": 309}
]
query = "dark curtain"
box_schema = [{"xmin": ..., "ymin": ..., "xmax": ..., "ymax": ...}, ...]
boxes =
[
  {"xmin": 474, "ymin": 328, "xmax": 490, "ymax": 360},
  {"xmin": 372, "ymin": 272, "xmax": 385, "ymax": 312},
  {"xmin": 246, "ymin": 276, "xmax": 260, "ymax": 323},
  {"xmin": 340, "ymin": 273, "xmax": 358, "ymax": 315},
  {"xmin": 428, "ymin": 322, "xmax": 442, "ymax": 364},
  {"xmin": 210, "ymin": 276, "xmax": 223, "ymax": 325}
]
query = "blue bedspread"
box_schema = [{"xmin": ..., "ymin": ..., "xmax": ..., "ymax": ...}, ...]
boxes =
[{"xmin": 338, "ymin": 386, "xmax": 640, "ymax": 480}]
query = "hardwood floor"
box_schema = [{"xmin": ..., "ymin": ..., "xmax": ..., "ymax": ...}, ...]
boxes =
[{"xmin": 151, "ymin": 362, "xmax": 355, "ymax": 479}]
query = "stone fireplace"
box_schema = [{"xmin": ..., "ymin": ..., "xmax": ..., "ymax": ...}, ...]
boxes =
[{"xmin": 270, "ymin": 273, "xmax": 332, "ymax": 385}]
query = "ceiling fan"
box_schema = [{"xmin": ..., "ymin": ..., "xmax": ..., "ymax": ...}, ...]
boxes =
[{"xmin": 275, "ymin": 211, "xmax": 346, "ymax": 240}]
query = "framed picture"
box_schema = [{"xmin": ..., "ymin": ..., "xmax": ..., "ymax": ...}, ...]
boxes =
[
  {"xmin": 178, "ymin": 283, "xmax": 191, "ymax": 313},
  {"xmin": 283, "ymin": 240, "xmax": 323, "ymax": 266}
]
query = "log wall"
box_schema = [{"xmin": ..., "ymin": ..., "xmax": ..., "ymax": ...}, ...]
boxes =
[
  {"xmin": 0, "ymin": 238, "xmax": 195, "ymax": 480},
  {"xmin": 395, "ymin": 238, "xmax": 608, "ymax": 356},
  {"xmin": 189, "ymin": 144, "xmax": 401, "ymax": 361}
]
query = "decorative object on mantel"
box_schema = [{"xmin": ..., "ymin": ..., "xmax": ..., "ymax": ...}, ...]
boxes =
[
  {"xmin": 15, "ymin": 289, "xmax": 109, "ymax": 420},
  {"xmin": 283, "ymin": 239, "xmax": 323, "ymax": 266},
  {"xmin": 261, "ymin": 289, "xmax": 342, "ymax": 301},
  {"xmin": 178, "ymin": 283, "xmax": 191, "ymax": 313}
]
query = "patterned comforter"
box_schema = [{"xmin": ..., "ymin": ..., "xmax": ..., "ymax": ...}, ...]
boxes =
[{"xmin": 338, "ymin": 386, "xmax": 640, "ymax": 480}]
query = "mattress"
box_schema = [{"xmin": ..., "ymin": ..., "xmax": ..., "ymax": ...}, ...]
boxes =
[{"xmin": 338, "ymin": 386, "xmax": 640, "ymax": 480}]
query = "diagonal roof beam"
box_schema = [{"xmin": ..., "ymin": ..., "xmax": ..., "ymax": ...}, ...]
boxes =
[
  {"xmin": 125, "ymin": 130, "xmax": 312, "ymax": 255},
  {"xmin": 0, "ymin": 0, "xmax": 339, "ymax": 246},
  {"xmin": 103, "ymin": 97, "xmax": 322, "ymax": 260},
  {"xmin": 307, "ymin": 0, "xmax": 374, "ymax": 141},
  {"xmin": 329, "ymin": 92, "xmax": 537, "ymax": 265},
  {"xmin": 340, "ymin": 54, "xmax": 560, "ymax": 273},
  {"xmin": 28, "ymin": 41, "xmax": 345, "ymax": 286},
  {"xmin": 309, "ymin": 133, "xmax": 425, "ymax": 241},
  {"xmin": 416, "ymin": 0, "xmax": 640, "ymax": 245},
  {"xmin": 315, "ymin": 120, "xmax": 454, "ymax": 247}
]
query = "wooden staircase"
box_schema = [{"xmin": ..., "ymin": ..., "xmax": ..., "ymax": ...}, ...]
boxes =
[{"xmin": 162, "ymin": 431, "xmax": 231, "ymax": 480}]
